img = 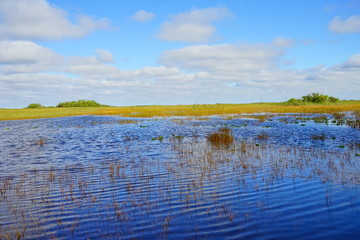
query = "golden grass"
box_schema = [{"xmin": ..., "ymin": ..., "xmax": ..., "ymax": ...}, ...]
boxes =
[
  {"xmin": 1, "ymin": 101, "xmax": 360, "ymax": 121},
  {"xmin": 0, "ymin": 107, "xmax": 102, "ymax": 121}
]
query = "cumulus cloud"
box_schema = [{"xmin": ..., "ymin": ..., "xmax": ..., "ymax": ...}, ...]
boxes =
[
  {"xmin": 131, "ymin": 10, "xmax": 155, "ymax": 22},
  {"xmin": 329, "ymin": 15, "xmax": 360, "ymax": 33},
  {"xmin": 158, "ymin": 6, "xmax": 231, "ymax": 43},
  {"xmin": 0, "ymin": 0, "xmax": 110, "ymax": 40},
  {"xmin": 0, "ymin": 38, "xmax": 359, "ymax": 107},
  {"xmin": 0, "ymin": 41, "xmax": 61, "ymax": 64},
  {"xmin": 0, "ymin": 41, "xmax": 64, "ymax": 74},
  {"xmin": 159, "ymin": 42, "xmax": 284, "ymax": 73}
]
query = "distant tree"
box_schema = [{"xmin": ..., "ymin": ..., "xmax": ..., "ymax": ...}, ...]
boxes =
[
  {"xmin": 285, "ymin": 93, "xmax": 340, "ymax": 105},
  {"xmin": 301, "ymin": 93, "xmax": 329, "ymax": 103},
  {"xmin": 26, "ymin": 103, "xmax": 44, "ymax": 109},
  {"xmin": 56, "ymin": 100, "xmax": 104, "ymax": 107}
]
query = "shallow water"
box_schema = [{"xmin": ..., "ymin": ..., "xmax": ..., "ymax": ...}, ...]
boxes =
[{"xmin": 0, "ymin": 114, "xmax": 359, "ymax": 239}]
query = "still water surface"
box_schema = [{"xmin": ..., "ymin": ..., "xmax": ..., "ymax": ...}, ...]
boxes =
[{"xmin": 0, "ymin": 114, "xmax": 359, "ymax": 239}]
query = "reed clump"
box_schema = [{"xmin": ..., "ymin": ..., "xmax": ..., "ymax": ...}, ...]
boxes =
[
  {"xmin": 257, "ymin": 132, "xmax": 269, "ymax": 140},
  {"xmin": 207, "ymin": 127, "xmax": 234, "ymax": 147},
  {"xmin": 311, "ymin": 134, "xmax": 326, "ymax": 141}
]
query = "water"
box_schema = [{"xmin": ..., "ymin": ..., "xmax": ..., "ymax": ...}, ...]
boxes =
[{"xmin": 0, "ymin": 114, "xmax": 359, "ymax": 239}]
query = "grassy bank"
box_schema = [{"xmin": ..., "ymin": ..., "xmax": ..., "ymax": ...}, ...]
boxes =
[{"xmin": 1, "ymin": 101, "xmax": 360, "ymax": 121}]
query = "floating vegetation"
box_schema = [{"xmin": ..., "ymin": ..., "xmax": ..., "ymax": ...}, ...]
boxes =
[
  {"xmin": 230, "ymin": 124, "xmax": 247, "ymax": 128},
  {"xmin": 313, "ymin": 115, "xmax": 328, "ymax": 124},
  {"xmin": 170, "ymin": 134, "xmax": 184, "ymax": 143},
  {"xmin": 151, "ymin": 136, "xmax": 164, "ymax": 141}
]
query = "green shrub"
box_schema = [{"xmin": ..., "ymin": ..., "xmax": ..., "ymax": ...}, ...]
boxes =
[
  {"xmin": 285, "ymin": 98, "xmax": 304, "ymax": 106},
  {"xmin": 56, "ymin": 100, "xmax": 104, "ymax": 108},
  {"xmin": 26, "ymin": 103, "xmax": 44, "ymax": 109},
  {"xmin": 285, "ymin": 93, "xmax": 340, "ymax": 105},
  {"xmin": 328, "ymin": 96, "xmax": 340, "ymax": 103}
]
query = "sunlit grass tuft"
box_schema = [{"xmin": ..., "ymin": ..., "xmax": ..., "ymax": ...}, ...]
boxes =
[{"xmin": 207, "ymin": 127, "xmax": 234, "ymax": 147}]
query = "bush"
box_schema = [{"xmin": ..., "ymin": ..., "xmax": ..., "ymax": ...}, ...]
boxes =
[
  {"xmin": 302, "ymin": 93, "xmax": 329, "ymax": 103},
  {"xmin": 56, "ymin": 100, "xmax": 104, "ymax": 108},
  {"xmin": 286, "ymin": 93, "xmax": 340, "ymax": 105},
  {"xmin": 285, "ymin": 98, "xmax": 303, "ymax": 106},
  {"xmin": 328, "ymin": 96, "xmax": 340, "ymax": 103},
  {"xmin": 26, "ymin": 103, "xmax": 44, "ymax": 109}
]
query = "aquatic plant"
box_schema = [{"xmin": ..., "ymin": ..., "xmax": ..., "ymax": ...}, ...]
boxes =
[
  {"xmin": 257, "ymin": 132, "xmax": 269, "ymax": 140},
  {"xmin": 207, "ymin": 127, "xmax": 234, "ymax": 147},
  {"xmin": 118, "ymin": 120, "xmax": 138, "ymax": 124},
  {"xmin": 311, "ymin": 134, "xmax": 326, "ymax": 141},
  {"xmin": 35, "ymin": 137, "xmax": 46, "ymax": 146},
  {"xmin": 313, "ymin": 115, "xmax": 328, "ymax": 124},
  {"xmin": 347, "ymin": 111, "xmax": 360, "ymax": 128},
  {"xmin": 170, "ymin": 134, "xmax": 184, "ymax": 143},
  {"xmin": 151, "ymin": 136, "xmax": 164, "ymax": 141}
]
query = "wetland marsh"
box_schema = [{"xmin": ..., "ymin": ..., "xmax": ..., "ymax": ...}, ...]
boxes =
[{"xmin": 1, "ymin": 112, "xmax": 360, "ymax": 239}]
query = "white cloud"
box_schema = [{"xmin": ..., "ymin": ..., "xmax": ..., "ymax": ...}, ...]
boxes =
[
  {"xmin": 159, "ymin": 42, "xmax": 284, "ymax": 73},
  {"xmin": 0, "ymin": 41, "xmax": 64, "ymax": 74},
  {"xmin": 329, "ymin": 15, "xmax": 360, "ymax": 33},
  {"xmin": 341, "ymin": 54, "xmax": 360, "ymax": 68},
  {"xmin": 95, "ymin": 49, "xmax": 115, "ymax": 63},
  {"xmin": 131, "ymin": 10, "xmax": 155, "ymax": 22},
  {"xmin": 0, "ymin": 39, "xmax": 359, "ymax": 107},
  {"xmin": 0, "ymin": 41, "xmax": 61, "ymax": 64},
  {"xmin": 158, "ymin": 6, "xmax": 231, "ymax": 43},
  {"xmin": 0, "ymin": 0, "xmax": 110, "ymax": 40}
]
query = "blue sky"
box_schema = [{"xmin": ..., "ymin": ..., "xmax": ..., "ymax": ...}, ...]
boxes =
[{"xmin": 0, "ymin": 0, "xmax": 359, "ymax": 108}]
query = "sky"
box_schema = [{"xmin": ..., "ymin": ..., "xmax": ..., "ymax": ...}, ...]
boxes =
[{"xmin": 0, "ymin": 0, "xmax": 359, "ymax": 108}]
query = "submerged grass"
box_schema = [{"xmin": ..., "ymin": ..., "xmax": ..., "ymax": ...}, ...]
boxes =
[{"xmin": 1, "ymin": 101, "xmax": 360, "ymax": 120}]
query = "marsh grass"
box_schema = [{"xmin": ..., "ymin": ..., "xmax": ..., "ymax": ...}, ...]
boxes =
[
  {"xmin": 118, "ymin": 120, "xmax": 138, "ymax": 124},
  {"xmin": 1, "ymin": 101, "xmax": 360, "ymax": 120},
  {"xmin": 311, "ymin": 134, "xmax": 326, "ymax": 141},
  {"xmin": 347, "ymin": 111, "xmax": 360, "ymax": 128},
  {"xmin": 257, "ymin": 132, "xmax": 269, "ymax": 140},
  {"xmin": 207, "ymin": 127, "xmax": 234, "ymax": 147}
]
